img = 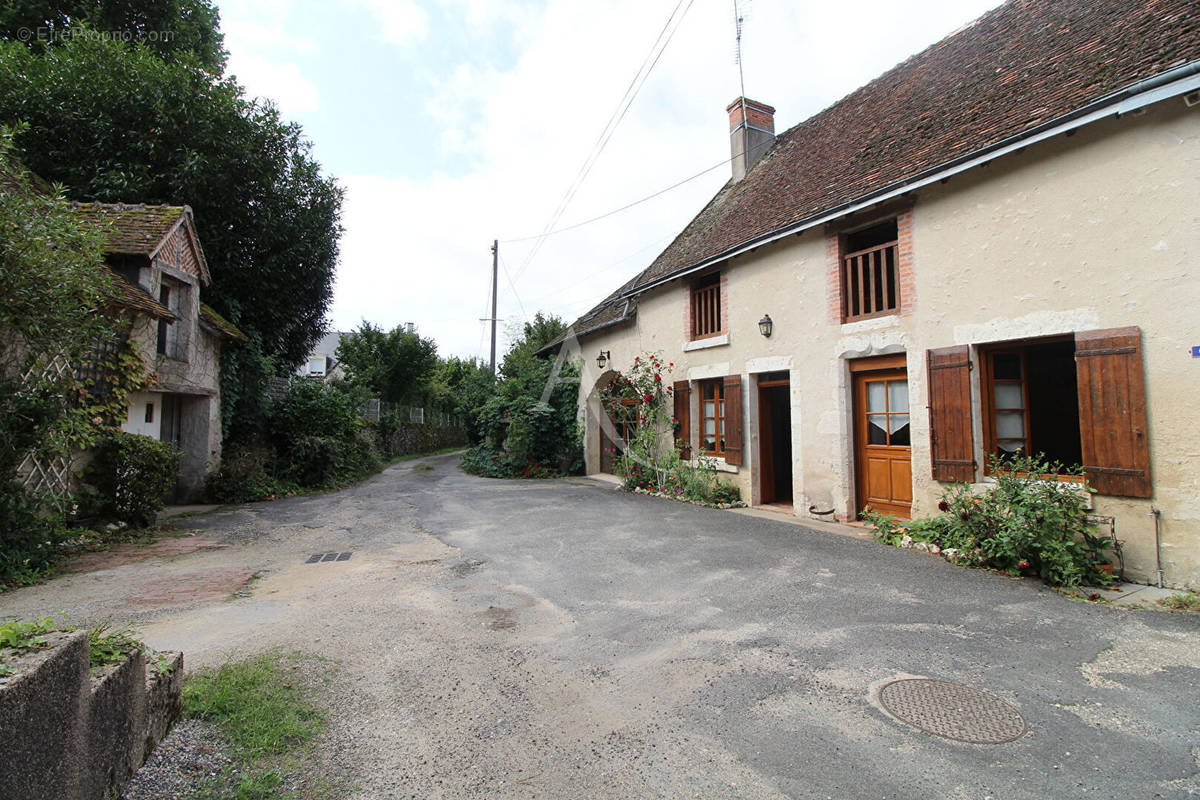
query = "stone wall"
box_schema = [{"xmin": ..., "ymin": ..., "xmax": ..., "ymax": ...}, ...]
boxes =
[
  {"xmin": 0, "ymin": 631, "xmax": 183, "ymax": 800},
  {"xmin": 386, "ymin": 422, "xmax": 467, "ymax": 458}
]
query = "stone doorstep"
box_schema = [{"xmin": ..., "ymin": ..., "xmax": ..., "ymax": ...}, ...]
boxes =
[{"xmin": 1078, "ymin": 582, "xmax": 1186, "ymax": 608}]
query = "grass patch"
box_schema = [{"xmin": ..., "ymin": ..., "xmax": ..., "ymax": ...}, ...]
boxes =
[
  {"xmin": 184, "ymin": 651, "xmax": 324, "ymax": 759},
  {"xmin": 182, "ymin": 650, "xmax": 342, "ymax": 799},
  {"xmin": 1158, "ymin": 593, "xmax": 1200, "ymax": 612}
]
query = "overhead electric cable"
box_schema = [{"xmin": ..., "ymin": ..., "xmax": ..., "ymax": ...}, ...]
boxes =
[
  {"xmin": 511, "ymin": 0, "xmax": 697, "ymax": 283},
  {"xmin": 497, "ymin": 252, "xmax": 528, "ymax": 321},
  {"xmin": 501, "ymin": 154, "xmax": 731, "ymax": 244}
]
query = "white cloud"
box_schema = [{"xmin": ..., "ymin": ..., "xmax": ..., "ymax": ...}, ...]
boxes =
[
  {"xmin": 325, "ymin": 0, "xmax": 1002, "ymax": 360},
  {"xmin": 354, "ymin": 0, "xmax": 428, "ymax": 45},
  {"xmin": 226, "ymin": 54, "xmax": 321, "ymax": 114},
  {"xmin": 219, "ymin": 0, "xmax": 322, "ymax": 116}
]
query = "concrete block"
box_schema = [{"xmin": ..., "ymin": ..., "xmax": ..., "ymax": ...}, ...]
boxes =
[
  {"xmin": 145, "ymin": 651, "xmax": 184, "ymax": 749},
  {"xmin": 0, "ymin": 630, "xmax": 89, "ymax": 800},
  {"xmin": 82, "ymin": 649, "xmax": 147, "ymax": 800}
]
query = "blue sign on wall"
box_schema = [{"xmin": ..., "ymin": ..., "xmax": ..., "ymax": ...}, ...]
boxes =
[{"xmin": 1193, "ymin": 345, "xmax": 1200, "ymax": 358}]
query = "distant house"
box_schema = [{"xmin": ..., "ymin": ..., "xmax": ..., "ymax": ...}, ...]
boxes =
[
  {"xmin": 544, "ymin": 0, "xmax": 1200, "ymax": 588},
  {"xmin": 297, "ymin": 330, "xmax": 348, "ymax": 381},
  {"xmin": 75, "ymin": 203, "xmax": 245, "ymax": 500}
]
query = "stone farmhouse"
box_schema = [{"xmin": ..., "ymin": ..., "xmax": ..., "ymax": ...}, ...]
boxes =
[
  {"xmin": 76, "ymin": 203, "xmax": 245, "ymax": 500},
  {"xmin": 545, "ymin": 0, "xmax": 1200, "ymax": 589}
]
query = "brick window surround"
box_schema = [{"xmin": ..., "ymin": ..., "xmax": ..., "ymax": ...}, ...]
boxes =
[
  {"xmin": 684, "ymin": 272, "xmax": 729, "ymax": 341},
  {"xmin": 827, "ymin": 209, "xmax": 915, "ymax": 324}
]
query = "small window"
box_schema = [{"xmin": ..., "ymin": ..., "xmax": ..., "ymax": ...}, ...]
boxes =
[
  {"xmin": 144, "ymin": 403, "xmax": 154, "ymax": 424},
  {"xmin": 842, "ymin": 219, "xmax": 899, "ymax": 321},
  {"xmin": 308, "ymin": 356, "xmax": 326, "ymax": 376},
  {"xmin": 691, "ymin": 274, "xmax": 722, "ymax": 339},
  {"xmin": 156, "ymin": 279, "xmax": 186, "ymax": 360},
  {"xmin": 700, "ymin": 379, "xmax": 726, "ymax": 456}
]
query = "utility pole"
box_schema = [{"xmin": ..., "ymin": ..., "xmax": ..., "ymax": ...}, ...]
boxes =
[{"xmin": 489, "ymin": 240, "xmax": 499, "ymax": 377}]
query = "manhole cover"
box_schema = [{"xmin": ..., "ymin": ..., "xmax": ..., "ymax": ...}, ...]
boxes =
[{"xmin": 878, "ymin": 679, "xmax": 1026, "ymax": 744}]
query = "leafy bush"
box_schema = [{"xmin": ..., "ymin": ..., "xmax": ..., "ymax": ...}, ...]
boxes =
[
  {"xmin": 266, "ymin": 379, "xmax": 383, "ymax": 489},
  {"xmin": 203, "ymin": 447, "xmax": 298, "ymax": 504},
  {"xmin": 866, "ymin": 454, "xmax": 1112, "ymax": 587},
  {"xmin": 0, "ymin": 480, "xmax": 71, "ymax": 588},
  {"xmin": 86, "ymin": 433, "xmax": 181, "ymax": 526},
  {"xmin": 459, "ymin": 442, "xmax": 510, "ymax": 478}
]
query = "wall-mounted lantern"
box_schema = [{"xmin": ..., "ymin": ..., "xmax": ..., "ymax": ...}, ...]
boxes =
[
  {"xmin": 758, "ymin": 314, "xmax": 774, "ymax": 338},
  {"xmin": 596, "ymin": 350, "xmax": 611, "ymax": 369}
]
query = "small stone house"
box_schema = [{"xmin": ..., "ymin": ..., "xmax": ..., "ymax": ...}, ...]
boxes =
[
  {"xmin": 75, "ymin": 203, "xmax": 245, "ymax": 500},
  {"xmin": 546, "ymin": 0, "xmax": 1200, "ymax": 588}
]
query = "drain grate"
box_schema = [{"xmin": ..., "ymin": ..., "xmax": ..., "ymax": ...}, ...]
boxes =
[
  {"xmin": 878, "ymin": 678, "xmax": 1026, "ymax": 744},
  {"xmin": 305, "ymin": 552, "xmax": 352, "ymax": 564}
]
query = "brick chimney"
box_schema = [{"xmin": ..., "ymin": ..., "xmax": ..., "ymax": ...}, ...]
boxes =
[{"xmin": 727, "ymin": 97, "xmax": 775, "ymax": 182}]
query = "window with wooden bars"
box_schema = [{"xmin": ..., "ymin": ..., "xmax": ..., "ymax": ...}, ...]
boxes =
[
  {"xmin": 691, "ymin": 274, "xmax": 722, "ymax": 339},
  {"xmin": 841, "ymin": 219, "xmax": 899, "ymax": 321}
]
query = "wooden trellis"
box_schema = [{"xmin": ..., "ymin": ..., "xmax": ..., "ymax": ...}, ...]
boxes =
[{"xmin": 15, "ymin": 352, "xmax": 74, "ymax": 509}]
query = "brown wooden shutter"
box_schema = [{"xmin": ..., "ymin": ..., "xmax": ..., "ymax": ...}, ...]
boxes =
[
  {"xmin": 1075, "ymin": 327, "xmax": 1151, "ymax": 497},
  {"xmin": 926, "ymin": 345, "xmax": 975, "ymax": 482},
  {"xmin": 673, "ymin": 381, "xmax": 691, "ymax": 460},
  {"xmin": 723, "ymin": 374, "xmax": 743, "ymax": 465}
]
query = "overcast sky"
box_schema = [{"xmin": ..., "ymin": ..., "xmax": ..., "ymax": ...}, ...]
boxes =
[{"xmin": 216, "ymin": 0, "xmax": 1001, "ymax": 361}]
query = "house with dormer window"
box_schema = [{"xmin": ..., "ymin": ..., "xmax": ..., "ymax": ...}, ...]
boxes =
[
  {"xmin": 74, "ymin": 202, "xmax": 245, "ymax": 500},
  {"xmin": 542, "ymin": 0, "xmax": 1200, "ymax": 589}
]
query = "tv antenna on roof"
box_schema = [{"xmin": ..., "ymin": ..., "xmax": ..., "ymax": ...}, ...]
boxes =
[{"xmin": 733, "ymin": 0, "xmax": 750, "ymax": 113}]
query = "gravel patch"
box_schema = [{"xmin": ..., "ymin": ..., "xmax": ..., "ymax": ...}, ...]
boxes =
[{"xmin": 121, "ymin": 719, "xmax": 232, "ymax": 800}]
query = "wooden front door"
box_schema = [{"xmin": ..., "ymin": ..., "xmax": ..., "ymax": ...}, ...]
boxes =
[
  {"xmin": 853, "ymin": 367, "xmax": 912, "ymax": 517},
  {"xmin": 758, "ymin": 376, "xmax": 792, "ymax": 505},
  {"xmin": 599, "ymin": 399, "xmax": 637, "ymax": 474}
]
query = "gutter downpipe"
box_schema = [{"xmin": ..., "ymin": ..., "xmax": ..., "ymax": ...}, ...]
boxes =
[
  {"xmin": 619, "ymin": 59, "xmax": 1200, "ymax": 302},
  {"xmin": 1150, "ymin": 507, "xmax": 1164, "ymax": 588}
]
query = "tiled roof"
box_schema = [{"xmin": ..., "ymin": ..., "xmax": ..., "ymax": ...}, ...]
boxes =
[
  {"xmin": 562, "ymin": 0, "xmax": 1200, "ymax": 342},
  {"xmin": 72, "ymin": 202, "xmax": 187, "ymax": 256},
  {"xmin": 110, "ymin": 274, "xmax": 175, "ymax": 321},
  {"xmin": 199, "ymin": 303, "xmax": 248, "ymax": 343}
]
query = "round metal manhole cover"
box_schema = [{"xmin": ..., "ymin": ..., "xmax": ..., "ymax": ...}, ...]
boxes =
[{"xmin": 878, "ymin": 679, "xmax": 1026, "ymax": 744}]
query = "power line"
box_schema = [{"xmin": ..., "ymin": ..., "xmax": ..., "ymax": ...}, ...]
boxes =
[
  {"xmin": 501, "ymin": 155, "xmax": 731, "ymax": 244},
  {"xmin": 511, "ymin": 0, "xmax": 696, "ymax": 284},
  {"xmin": 518, "ymin": 232, "xmax": 676, "ymax": 308},
  {"xmin": 497, "ymin": 252, "xmax": 528, "ymax": 321}
]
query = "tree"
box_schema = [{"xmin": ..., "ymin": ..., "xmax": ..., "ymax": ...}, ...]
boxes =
[
  {"xmin": 0, "ymin": 127, "xmax": 120, "ymax": 578},
  {"xmin": 498, "ymin": 312, "xmax": 568, "ymax": 401},
  {"xmin": 0, "ymin": 0, "xmax": 226, "ymax": 72},
  {"xmin": 336, "ymin": 323, "xmax": 440, "ymax": 405},
  {"xmin": 429, "ymin": 356, "xmax": 494, "ymax": 443},
  {"xmin": 0, "ymin": 126, "xmax": 114, "ymax": 379},
  {"xmin": 0, "ymin": 35, "xmax": 343, "ymax": 442}
]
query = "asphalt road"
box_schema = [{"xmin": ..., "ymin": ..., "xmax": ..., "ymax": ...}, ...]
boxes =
[{"xmin": 4, "ymin": 451, "xmax": 1199, "ymax": 799}]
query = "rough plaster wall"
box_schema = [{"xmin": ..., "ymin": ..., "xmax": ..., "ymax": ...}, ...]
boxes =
[
  {"xmin": 120, "ymin": 391, "xmax": 161, "ymax": 439},
  {"xmin": 576, "ymin": 99, "xmax": 1198, "ymax": 587}
]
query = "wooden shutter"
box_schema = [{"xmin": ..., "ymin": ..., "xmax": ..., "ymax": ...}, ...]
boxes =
[
  {"xmin": 723, "ymin": 374, "xmax": 743, "ymax": 465},
  {"xmin": 673, "ymin": 381, "xmax": 691, "ymax": 460},
  {"xmin": 1075, "ymin": 327, "xmax": 1151, "ymax": 497},
  {"xmin": 926, "ymin": 345, "xmax": 975, "ymax": 482}
]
